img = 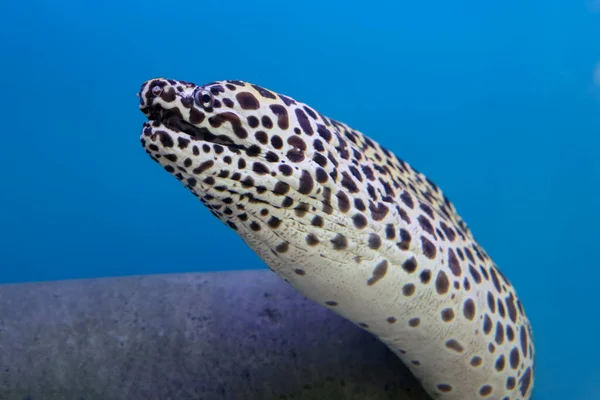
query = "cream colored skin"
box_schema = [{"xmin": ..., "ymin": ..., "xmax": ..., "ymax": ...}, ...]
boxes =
[{"xmin": 138, "ymin": 78, "xmax": 535, "ymax": 400}]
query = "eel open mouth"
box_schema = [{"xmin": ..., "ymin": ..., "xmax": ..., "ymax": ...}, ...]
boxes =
[{"xmin": 144, "ymin": 106, "xmax": 245, "ymax": 150}]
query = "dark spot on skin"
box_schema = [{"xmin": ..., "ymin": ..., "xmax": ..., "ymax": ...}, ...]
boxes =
[
  {"xmin": 189, "ymin": 107, "xmax": 205, "ymax": 125},
  {"xmin": 387, "ymin": 317, "xmax": 397, "ymax": 323},
  {"xmin": 271, "ymin": 135, "xmax": 283, "ymax": 149},
  {"xmin": 236, "ymin": 92, "xmax": 260, "ymax": 110},
  {"xmin": 440, "ymin": 221, "xmax": 456, "ymax": 242},
  {"xmin": 469, "ymin": 265, "xmax": 482, "ymax": 283},
  {"xmin": 367, "ymin": 260, "xmax": 388, "ymax": 286},
  {"xmin": 255, "ymin": 131, "xmax": 268, "ymax": 144},
  {"xmin": 447, "ymin": 248, "xmax": 461, "ymax": 276},
  {"xmin": 288, "ymin": 135, "xmax": 307, "ymax": 152},
  {"xmin": 336, "ymin": 191, "xmax": 350, "ymax": 213},
  {"xmin": 208, "ymin": 112, "xmax": 248, "ymax": 139},
  {"xmin": 341, "ymin": 172, "xmax": 359, "ymax": 193},
  {"xmin": 252, "ymin": 162, "xmax": 269, "ymax": 175},
  {"xmin": 398, "ymin": 229, "xmax": 411, "ymax": 250},
  {"xmin": 192, "ymin": 160, "xmax": 214, "ymax": 174},
  {"xmin": 349, "ymin": 165, "xmax": 363, "ymax": 182},
  {"xmin": 483, "ymin": 315, "xmax": 493, "ymax": 335},
  {"xmin": 487, "ymin": 292, "xmax": 496, "ymax": 313},
  {"xmin": 268, "ymin": 216, "xmax": 282, "ymax": 228},
  {"xmin": 445, "ymin": 339, "xmax": 463, "ymax": 353},
  {"xmin": 303, "ymin": 105, "xmax": 317, "ymax": 119},
  {"xmin": 251, "ymin": 84, "xmax": 276, "ymax": 99},
  {"xmin": 470, "ymin": 356, "xmax": 482, "ymax": 367},
  {"xmin": 246, "ymin": 144, "xmax": 261, "ymax": 157},
  {"xmin": 275, "ymin": 242, "xmax": 289, "ymax": 253},
  {"xmin": 480, "ymin": 266, "xmax": 490, "ymax": 281},
  {"xmin": 298, "ymin": 171, "xmax": 314, "ymax": 194},
  {"xmin": 325, "ymin": 301, "xmax": 337, "ymax": 306},
  {"xmin": 408, "ymin": 318, "xmax": 420, "ymax": 327},
  {"xmin": 479, "ymin": 385, "xmax": 493, "ymax": 396},
  {"xmin": 520, "ymin": 327, "xmax": 529, "ymax": 358},
  {"xmin": 519, "ymin": 367, "xmax": 532, "ymax": 396},
  {"xmin": 313, "ymin": 153, "xmax": 327, "ymax": 167},
  {"xmin": 420, "ymin": 270, "xmax": 431, "ymax": 284},
  {"xmin": 261, "ymin": 115, "xmax": 273, "ymax": 129},
  {"xmin": 435, "ymin": 271, "xmax": 449, "ymax": 294},
  {"xmin": 417, "ymin": 202, "xmax": 433, "ymax": 218},
  {"xmin": 495, "ymin": 322, "xmax": 505, "ymax": 345},
  {"xmin": 279, "ymin": 94, "xmax": 295, "ymax": 106},
  {"xmin": 497, "ymin": 299, "xmax": 506, "ymax": 318},
  {"xmin": 287, "ymin": 148, "xmax": 305, "ymax": 163},
  {"xmin": 331, "ymin": 234, "xmax": 348, "ymax": 250},
  {"xmin": 316, "ymin": 168, "xmax": 328, "ymax": 183},
  {"xmin": 306, "ymin": 233, "xmax": 319, "ymax": 246},
  {"xmin": 463, "ymin": 278, "xmax": 471, "ymax": 291},
  {"xmin": 269, "ymin": 104, "xmax": 289, "ymax": 129},
  {"xmin": 294, "ymin": 269, "xmax": 305, "ymax": 275},
  {"xmin": 368, "ymin": 233, "xmax": 382, "ymax": 249},
  {"xmin": 317, "ymin": 124, "xmax": 332, "ymax": 142},
  {"xmin": 265, "ymin": 151, "xmax": 279, "ymax": 162},
  {"xmin": 490, "ymin": 268, "xmax": 502, "ymax": 293},
  {"xmin": 510, "ymin": 347, "xmax": 520, "ymax": 369},
  {"xmin": 177, "ymin": 137, "xmax": 190, "ymax": 149},
  {"xmin": 506, "ymin": 294, "xmax": 518, "ymax": 323},
  {"xmin": 385, "ymin": 224, "xmax": 395, "ymax": 239},
  {"xmin": 402, "ymin": 283, "xmax": 415, "ymax": 296},
  {"xmin": 294, "ymin": 203, "xmax": 309, "ymax": 217},
  {"xmin": 311, "ymin": 215, "xmax": 324, "ymax": 227},
  {"xmin": 436, "ymin": 384, "xmax": 452, "ymax": 393},
  {"xmin": 278, "ymin": 164, "xmax": 293, "ymax": 176},
  {"xmin": 464, "ymin": 248, "xmax": 475, "ymax": 263},
  {"xmin": 495, "ymin": 355, "xmax": 506, "ymax": 371},
  {"xmin": 417, "ymin": 215, "xmax": 435, "ymax": 236},
  {"xmin": 158, "ymin": 131, "xmax": 174, "ymax": 148},
  {"xmin": 352, "ymin": 213, "xmax": 368, "ymax": 229},
  {"xmin": 402, "ymin": 257, "xmax": 417, "ymax": 273},
  {"xmin": 295, "ymin": 108, "xmax": 313, "ymax": 135},
  {"xmin": 369, "ymin": 201, "xmax": 389, "ymax": 221},
  {"xmin": 441, "ymin": 308, "xmax": 454, "ymax": 322},
  {"xmin": 159, "ymin": 86, "xmax": 176, "ymax": 102},
  {"xmin": 506, "ymin": 325, "xmax": 515, "ymax": 342},
  {"xmin": 273, "ymin": 181, "xmax": 290, "ymax": 195},
  {"xmin": 400, "ymin": 191, "xmax": 414, "ymax": 208},
  {"xmin": 361, "ymin": 165, "xmax": 375, "ymax": 180},
  {"xmin": 463, "ymin": 298, "xmax": 475, "ymax": 320},
  {"xmin": 421, "ymin": 236, "xmax": 437, "ymax": 259},
  {"xmin": 506, "ymin": 376, "xmax": 516, "ymax": 390}
]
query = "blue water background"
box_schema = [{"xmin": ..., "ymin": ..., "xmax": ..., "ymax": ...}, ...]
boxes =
[{"xmin": 1, "ymin": 1, "xmax": 599, "ymax": 399}]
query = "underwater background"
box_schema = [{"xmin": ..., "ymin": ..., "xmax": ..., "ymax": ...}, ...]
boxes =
[{"xmin": 1, "ymin": 1, "xmax": 599, "ymax": 399}]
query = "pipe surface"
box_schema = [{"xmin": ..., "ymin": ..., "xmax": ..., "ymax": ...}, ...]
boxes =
[{"xmin": 0, "ymin": 270, "xmax": 431, "ymax": 400}]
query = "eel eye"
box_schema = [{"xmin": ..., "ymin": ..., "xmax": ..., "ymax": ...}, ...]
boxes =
[
  {"xmin": 151, "ymin": 85, "xmax": 163, "ymax": 97},
  {"xmin": 194, "ymin": 88, "xmax": 214, "ymax": 109}
]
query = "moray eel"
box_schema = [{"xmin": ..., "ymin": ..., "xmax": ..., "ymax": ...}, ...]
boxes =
[{"xmin": 138, "ymin": 78, "xmax": 535, "ymax": 400}]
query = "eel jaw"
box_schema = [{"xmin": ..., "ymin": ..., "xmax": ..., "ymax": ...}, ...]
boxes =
[{"xmin": 141, "ymin": 106, "xmax": 245, "ymax": 149}]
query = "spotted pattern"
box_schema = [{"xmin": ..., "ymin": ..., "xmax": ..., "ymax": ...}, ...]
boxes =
[{"xmin": 138, "ymin": 77, "xmax": 536, "ymax": 400}]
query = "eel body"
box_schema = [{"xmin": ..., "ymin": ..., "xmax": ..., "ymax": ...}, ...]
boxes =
[{"xmin": 138, "ymin": 78, "xmax": 535, "ymax": 400}]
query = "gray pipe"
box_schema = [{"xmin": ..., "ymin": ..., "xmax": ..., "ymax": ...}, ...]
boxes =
[{"xmin": 0, "ymin": 270, "xmax": 431, "ymax": 400}]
